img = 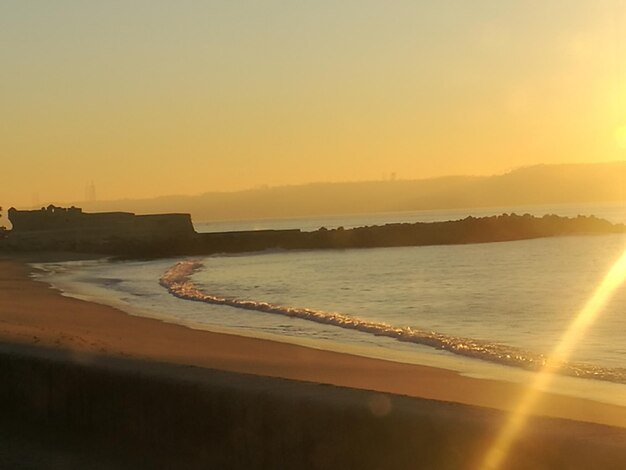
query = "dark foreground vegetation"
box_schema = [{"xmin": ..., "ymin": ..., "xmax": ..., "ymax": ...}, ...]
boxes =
[
  {"xmin": 1, "ymin": 342, "xmax": 625, "ymax": 470},
  {"xmin": 2, "ymin": 213, "xmax": 624, "ymax": 258}
]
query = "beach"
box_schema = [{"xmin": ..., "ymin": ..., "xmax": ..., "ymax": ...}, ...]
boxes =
[{"xmin": 1, "ymin": 256, "xmax": 626, "ymax": 469}]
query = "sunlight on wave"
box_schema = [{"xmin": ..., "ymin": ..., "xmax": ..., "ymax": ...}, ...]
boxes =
[
  {"xmin": 160, "ymin": 260, "xmax": 626, "ymax": 384},
  {"xmin": 479, "ymin": 247, "xmax": 626, "ymax": 470}
]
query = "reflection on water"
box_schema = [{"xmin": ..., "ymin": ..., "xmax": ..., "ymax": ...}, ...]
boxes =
[
  {"xmin": 480, "ymin": 248, "xmax": 626, "ymax": 470},
  {"xmin": 160, "ymin": 259, "xmax": 626, "ymax": 384},
  {"xmin": 30, "ymin": 207, "xmax": 626, "ymax": 406}
]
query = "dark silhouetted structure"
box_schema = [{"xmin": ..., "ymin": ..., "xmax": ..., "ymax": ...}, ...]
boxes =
[
  {"xmin": 1, "ymin": 206, "xmax": 623, "ymax": 257},
  {"xmin": 5, "ymin": 205, "xmax": 195, "ymax": 253}
]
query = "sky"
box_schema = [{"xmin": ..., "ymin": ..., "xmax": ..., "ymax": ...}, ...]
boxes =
[{"xmin": 2, "ymin": 1, "xmax": 626, "ymax": 207}]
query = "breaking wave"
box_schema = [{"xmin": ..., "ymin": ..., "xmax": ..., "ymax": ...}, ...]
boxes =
[{"xmin": 160, "ymin": 261, "xmax": 626, "ymax": 384}]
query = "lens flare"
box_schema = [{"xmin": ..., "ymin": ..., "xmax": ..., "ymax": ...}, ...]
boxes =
[{"xmin": 479, "ymin": 247, "xmax": 626, "ymax": 470}]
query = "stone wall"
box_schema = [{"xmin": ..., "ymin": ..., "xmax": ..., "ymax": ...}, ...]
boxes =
[{"xmin": 4, "ymin": 206, "xmax": 195, "ymax": 251}]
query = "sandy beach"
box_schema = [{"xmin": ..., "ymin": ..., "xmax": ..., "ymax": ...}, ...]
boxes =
[
  {"xmin": 1, "ymin": 257, "xmax": 625, "ymax": 427},
  {"xmin": 1, "ymin": 256, "xmax": 626, "ymax": 469}
]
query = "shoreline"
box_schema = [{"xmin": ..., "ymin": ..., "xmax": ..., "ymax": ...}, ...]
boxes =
[
  {"xmin": 1, "ymin": 257, "xmax": 626, "ymax": 429},
  {"xmin": 29, "ymin": 252, "xmax": 626, "ymax": 409}
]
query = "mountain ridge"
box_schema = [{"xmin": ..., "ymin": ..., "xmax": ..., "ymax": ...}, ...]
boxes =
[{"xmin": 24, "ymin": 161, "xmax": 626, "ymax": 222}]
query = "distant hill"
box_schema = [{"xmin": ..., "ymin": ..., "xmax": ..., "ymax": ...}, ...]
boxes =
[{"xmin": 61, "ymin": 161, "xmax": 626, "ymax": 222}]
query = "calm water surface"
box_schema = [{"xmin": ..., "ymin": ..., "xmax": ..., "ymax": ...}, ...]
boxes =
[{"xmin": 33, "ymin": 204, "xmax": 626, "ymax": 405}]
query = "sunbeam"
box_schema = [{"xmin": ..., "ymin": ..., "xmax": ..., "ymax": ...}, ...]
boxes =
[{"xmin": 479, "ymin": 247, "xmax": 626, "ymax": 470}]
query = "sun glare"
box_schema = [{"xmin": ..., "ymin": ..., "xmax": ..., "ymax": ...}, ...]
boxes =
[{"xmin": 479, "ymin": 247, "xmax": 626, "ymax": 470}]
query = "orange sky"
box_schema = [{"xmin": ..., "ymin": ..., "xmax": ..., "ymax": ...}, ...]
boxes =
[{"xmin": 2, "ymin": 1, "xmax": 626, "ymax": 207}]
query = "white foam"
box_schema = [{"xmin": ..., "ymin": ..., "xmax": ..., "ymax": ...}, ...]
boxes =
[{"xmin": 160, "ymin": 261, "xmax": 626, "ymax": 385}]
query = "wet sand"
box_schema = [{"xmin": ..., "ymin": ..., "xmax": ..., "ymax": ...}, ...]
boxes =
[
  {"xmin": 1, "ymin": 258, "xmax": 625, "ymax": 427},
  {"xmin": 1, "ymin": 257, "xmax": 626, "ymax": 468}
]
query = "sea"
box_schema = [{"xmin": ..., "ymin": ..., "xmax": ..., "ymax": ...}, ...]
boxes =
[{"xmin": 31, "ymin": 202, "xmax": 626, "ymax": 407}]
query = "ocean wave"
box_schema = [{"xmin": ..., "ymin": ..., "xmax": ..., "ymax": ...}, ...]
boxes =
[{"xmin": 160, "ymin": 261, "xmax": 626, "ymax": 384}]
